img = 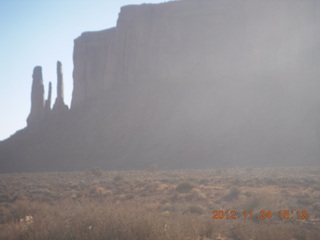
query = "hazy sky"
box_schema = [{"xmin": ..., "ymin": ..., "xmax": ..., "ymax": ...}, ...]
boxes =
[{"xmin": 0, "ymin": 0, "xmax": 167, "ymax": 141}]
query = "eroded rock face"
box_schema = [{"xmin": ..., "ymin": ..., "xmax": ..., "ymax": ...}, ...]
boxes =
[
  {"xmin": 27, "ymin": 66, "xmax": 45, "ymax": 127},
  {"xmin": 71, "ymin": 29, "xmax": 116, "ymax": 108},
  {"xmin": 72, "ymin": 0, "xmax": 320, "ymax": 108},
  {"xmin": 69, "ymin": 0, "xmax": 320, "ymax": 169}
]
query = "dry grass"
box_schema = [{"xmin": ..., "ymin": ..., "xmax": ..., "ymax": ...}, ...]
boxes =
[{"xmin": 0, "ymin": 167, "xmax": 319, "ymax": 239}]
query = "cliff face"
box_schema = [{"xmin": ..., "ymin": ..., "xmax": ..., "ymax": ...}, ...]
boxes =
[
  {"xmin": 1, "ymin": 0, "xmax": 320, "ymax": 172},
  {"xmin": 71, "ymin": 29, "xmax": 116, "ymax": 107},
  {"xmin": 72, "ymin": 0, "xmax": 320, "ymax": 107}
]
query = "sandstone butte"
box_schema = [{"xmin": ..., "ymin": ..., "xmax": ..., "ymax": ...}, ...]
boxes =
[{"xmin": 1, "ymin": 0, "xmax": 320, "ymax": 173}]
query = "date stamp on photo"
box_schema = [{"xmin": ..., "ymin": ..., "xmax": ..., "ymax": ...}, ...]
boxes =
[{"xmin": 211, "ymin": 210, "xmax": 308, "ymax": 220}]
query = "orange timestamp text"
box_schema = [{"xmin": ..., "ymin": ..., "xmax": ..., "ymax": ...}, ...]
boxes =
[{"xmin": 211, "ymin": 210, "xmax": 308, "ymax": 220}]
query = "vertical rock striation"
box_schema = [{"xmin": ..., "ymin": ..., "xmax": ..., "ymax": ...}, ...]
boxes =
[
  {"xmin": 27, "ymin": 66, "xmax": 45, "ymax": 127},
  {"xmin": 71, "ymin": 29, "xmax": 116, "ymax": 108}
]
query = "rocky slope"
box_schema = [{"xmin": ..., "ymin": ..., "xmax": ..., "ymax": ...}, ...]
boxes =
[{"xmin": 1, "ymin": 0, "xmax": 320, "ymax": 172}]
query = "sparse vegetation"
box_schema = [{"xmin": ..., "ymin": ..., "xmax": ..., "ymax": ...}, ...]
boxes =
[
  {"xmin": 86, "ymin": 166, "xmax": 103, "ymax": 177},
  {"xmin": 222, "ymin": 187, "xmax": 240, "ymax": 202},
  {"xmin": 175, "ymin": 182, "xmax": 195, "ymax": 193},
  {"xmin": 0, "ymin": 167, "xmax": 319, "ymax": 239}
]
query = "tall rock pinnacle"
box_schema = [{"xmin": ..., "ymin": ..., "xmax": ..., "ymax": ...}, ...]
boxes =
[
  {"xmin": 44, "ymin": 82, "xmax": 52, "ymax": 116},
  {"xmin": 53, "ymin": 61, "xmax": 69, "ymax": 113},
  {"xmin": 27, "ymin": 66, "xmax": 45, "ymax": 126},
  {"xmin": 57, "ymin": 61, "xmax": 64, "ymax": 101}
]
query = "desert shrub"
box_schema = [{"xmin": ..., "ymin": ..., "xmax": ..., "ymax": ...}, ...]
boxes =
[
  {"xmin": 215, "ymin": 169, "xmax": 223, "ymax": 176},
  {"xmin": 125, "ymin": 194, "xmax": 135, "ymax": 200},
  {"xmin": 161, "ymin": 204, "xmax": 177, "ymax": 213},
  {"xmin": 184, "ymin": 194, "xmax": 194, "ymax": 201},
  {"xmin": 0, "ymin": 199, "xmax": 220, "ymax": 240},
  {"xmin": 146, "ymin": 164, "xmax": 158, "ymax": 171},
  {"xmin": 264, "ymin": 178, "xmax": 277, "ymax": 185},
  {"xmin": 222, "ymin": 187, "xmax": 240, "ymax": 201},
  {"xmin": 232, "ymin": 221, "xmax": 301, "ymax": 240},
  {"xmin": 294, "ymin": 229, "xmax": 307, "ymax": 240},
  {"xmin": 297, "ymin": 196, "xmax": 313, "ymax": 206},
  {"xmin": 190, "ymin": 188, "xmax": 207, "ymax": 201},
  {"xmin": 312, "ymin": 203, "xmax": 320, "ymax": 218},
  {"xmin": 1, "ymin": 167, "xmax": 319, "ymax": 240},
  {"xmin": 242, "ymin": 196, "xmax": 259, "ymax": 211},
  {"xmin": 86, "ymin": 167, "xmax": 103, "ymax": 177},
  {"xmin": 198, "ymin": 178, "xmax": 209, "ymax": 185},
  {"xmin": 29, "ymin": 189, "xmax": 59, "ymax": 202},
  {"xmin": 159, "ymin": 178, "xmax": 170, "ymax": 184},
  {"xmin": 113, "ymin": 175, "xmax": 124, "ymax": 182},
  {"xmin": 187, "ymin": 177, "xmax": 197, "ymax": 182},
  {"xmin": 1, "ymin": 199, "xmax": 36, "ymax": 224},
  {"xmin": 0, "ymin": 193, "xmax": 18, "ymax": 204},
  {"xmin": 175, "ymin": 182, "xmax": 194, "ymax": 193},
  {"xmin": 183, "ymin": 205, "xmax": 205, "ymax": 215},
  {"xmin": 0, "ymin": 207, "xmax": 11, "ymax": 224},
  {"xmin": 312, "ymin": 184, "xmax": 320, "ymax": 191},
  {"xmin": 243, "ymin": 191, "xmax": 252, "ymax": 197}
]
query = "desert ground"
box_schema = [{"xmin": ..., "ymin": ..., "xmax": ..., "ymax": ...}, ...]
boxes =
[{"xmin": 0, "ymin": 167, "xmax": 319, "ymax": 239}]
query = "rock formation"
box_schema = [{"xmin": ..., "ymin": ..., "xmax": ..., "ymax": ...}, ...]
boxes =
[
  {"xmin": 27, "ymin": 61, "xmax": 69, "ymax": 126},
  {"xmin": 26, "ymin": 66, "xmax": 45, "ymax": 127},
  {"xmin": 1, "ymin": 0, "xmax": 320, "ymax": 173},
  {"xmin": 53, "ymin": 61, "xmax": 69, "ymax": 113},
  {"xmin": 44, "ymin": 82, "xmax": 52, "ymax": 116},
  {"xmin": 71, "ymin": 29, "xmax": 116, "ymax": 108},
  {"xmin": 56, "ymin": 61, "xmax": 63, "ymax": 100}
]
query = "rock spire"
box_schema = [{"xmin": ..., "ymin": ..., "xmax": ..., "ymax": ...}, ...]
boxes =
[
  {"xmin": 57, "ymin": 61, "xmax": 64, "ymax": 101},
  {"xmin": 27, "ymin": 61, "xmax": 69, "ymax": 126},
  {"xmin": 44, "ymin": 82, "xmax": 52, "ymax": 115},
  {"xmin": 27, "ymin": 66, "xmax": 45, "ymax": 126},
  {"xmin": 53, "ymin": 61, "xmax": 69, "ymax": 112}
]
